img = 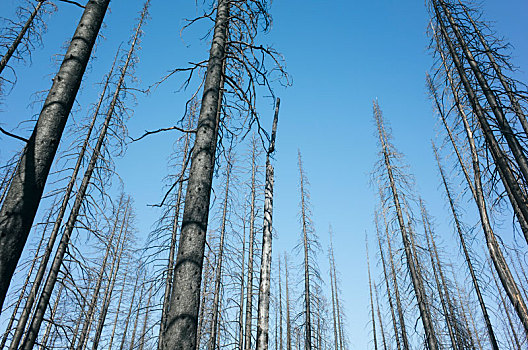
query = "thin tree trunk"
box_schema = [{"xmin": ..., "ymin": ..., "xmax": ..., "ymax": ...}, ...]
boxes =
[
  {"xmin": 245, "ymin": 138, "xmax": 259, "ymax": 350},
  {"xmin": 374, "ymin": 101, "xmax": 439, "ymax": 350},
  {"xmin": 256, "ymin": 99, "xmax": 280, "ymax": 350},
  {"xmin": 298, "ymin": 151, "xmax": 313, "ymax": 350},
  {"xmin": 20, "ymin": 8, "xmax": 146, "ymax": 346},
  {"xmin": 119, "ymin": 275, "xmax": 140, "ymax": 350},
  {"xmin": 366, "ymin": 239, "xmax": 378, "ymax": 350},
  {"xmin": 162, "ymin": 0, "xmax": 230, "ymax": 347},
  {"xmin": 374, "ymin": 217, "xmax": 402, "ymax": 350},
  {"xmin": 0, "ymin": 0, "xmax": 45, "ymax": 74},
  {"xmin": 106, "ymin": 268, "xmax": 128, "ymax": 350},
  {"xmin": 8, "ymin": 59, "xmax": 116, "ymax": 350},
  {"xmin": 329, "ymin": 246, "xmax": 339, "ymax": 350},
  {"xmin": 375, "ymin": 285, "xmax": 388, "ymax": 350},
  {"xmin": 39, "ymin": 277, "xmax": 64, "ymax": 350},
  {"xmin": 138, "ymin": 284, "xmax": 153, "ymax": 350},
  {"xmin": 284, "ymin": 254, "xmax": 292, "ymax": 350},
  {"xmin": 208, "ymin": 158, "xmax": 232, "ymax": 350},
  {"xmin": 128, "ymin": 285, "xmax": 144, "ymax": 350},
  {"xmin": 0, "ymin": 0, "xmax": 110, "ymax": 310},
  {"xmin": 91, "ymin": 208, "xmax": 130, "ymax": 350},
  {"xmin": 238, "ymin": 215, "xmax": 246, "ymax": 350}
]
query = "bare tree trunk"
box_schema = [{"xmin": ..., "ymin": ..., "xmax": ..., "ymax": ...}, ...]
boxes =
[
  {"xmin": 375, "ymin": 285, "xmax": 388, "ymax": 350},
  {"xmin": 119, "ymin": 275, "xmax": 141, "ymax": 350},
  {"xmin": 138, "ymin": 284, "xmax": 153, "ymax": 350},
  {"xmin": 256, "ymin": 99, "xmax": 280, "ymax": 350},
  {"xmin": 91, "ymin": 209, "xmax": 130, "ymax": 350},
  {"xmin": 366, "ymin": 239, "xmax": 378, "ymax": 350},
  {"xmin": 435, "ymin": 18, "xmax": 528, "ymax": 330},
  {"xmin": 8, "ymin": 60, "xmax": 117, "ymax": 350},
  {"xmin": 329, "ymin": 245, "xmax": 339, "ymax": 350},
  {"xmin": 374, "ymin": 101, "xmax": 439, "ymax": 350},
  {"xmin": 245, "ymin": 137, "xmax": 259, "ymax": 350},
  {"xmin": 0, "ymin": 0, "xmax": 110, "ymax": 310},
  {"xmin": 298, "ymin": 151, "xmax": 313, "ymax": 350},
  {"xmin": 0, "ymin": 0, "xmax": 45, "ymax": 74},
  {"xmin": 39, "ymin": 276, "xmax": 64, "ymax": 350},
  {"xmin": 128, "ymin": 285, "xmax": 145, "ymax": 350},
  {"xmin": 374, "ymin": 216, "xmax": 402, "ymax": 350},
  {"xmin": 278, "ymin": 253, "xmax": 283, "ymax": 350},
  {"xmin": 106, "ymin": 268, "xmax": 128, "ymax": 350},
  {"xmin": 20, "ymin": 7, "xmax": 147, "ymax": 345},
  {"xmin": 238, "ymin": 216, "xmax": 246, "ymax": 350},
  {"xmin": 0, "ymin": 219, "xmax": 48, "ymax": 349},
  {"xmin": 208, "ymin": 157, "xmax": 232, "ymax": 350},
  {"xmin": 162, "ymin": 0, "xmax": 230, "ymax": 347},
  {"xmin": 284, "ymin": 254, "xmax": 292, "ymax": 350}
]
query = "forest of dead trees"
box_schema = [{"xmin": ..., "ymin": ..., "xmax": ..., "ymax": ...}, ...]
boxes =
[{"xmin": 0, "ymin": 0, "xmax": 527, "ymax": 349}]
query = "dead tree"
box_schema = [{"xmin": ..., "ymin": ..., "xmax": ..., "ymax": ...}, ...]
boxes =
[
  {"xmin": 255, "ymin": 98, "xmax": 280, "ymax": 350},
  {"xmin": 284, "ymin": 253, "xmax": 292, "ymax": 350},
  {"xmin": 17, "ymin": 4, "xmax": 149, "ymax": 347},
  {"xmin": 161, "ymin": 0, "xmax": 287, "ymax": 346},
  {"xmin": 366, "ymin": 238, "xmax": 378, "ymax": 350},
  {"xmin": 0, "ymin": 0, "xmax": 110, "ymax": 310},
  {"xmin": 374, "ymin": 100, "xmax": 439, "ymax": 350},
  {"xmin": 432, "ymin": 142, "xmax": 499, "ymax": 349}
]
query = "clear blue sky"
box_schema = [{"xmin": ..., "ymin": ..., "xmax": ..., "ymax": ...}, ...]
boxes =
[{"xmin": 1, "ymin": 0, "xmax": 527, "ymax": 348}]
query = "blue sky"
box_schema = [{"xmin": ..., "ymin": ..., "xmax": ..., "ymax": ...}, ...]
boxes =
[{"xmin": 1, "ymin": 0, "xmax": 528, "ymax": 348}]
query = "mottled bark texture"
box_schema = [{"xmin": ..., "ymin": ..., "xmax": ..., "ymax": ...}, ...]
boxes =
[
  {"xmin": 0, "ymin": 0, "xmax": 110, "ymax": 311},
  {"xmin": 255, "ymin": 99, "xmax": 280, "ymax": 350},
  {"xmin": 161, "ymin": 0, "xmax": 229, "ymax": 348}
]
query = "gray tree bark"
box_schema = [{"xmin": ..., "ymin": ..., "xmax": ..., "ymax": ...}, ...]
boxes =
[
  {"xmin": 161, "ymin": 1, "xmax": 230, "ymax": 348},
  {"xmin": 0, "ymin": 0, "xmax": 110, "ymax": 311}
]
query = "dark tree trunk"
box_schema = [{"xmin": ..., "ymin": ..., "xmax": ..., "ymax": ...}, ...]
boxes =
[
  {"xmin": 162, "ymin": 1, "xmax": 230, "ymax": 348},
  {"xmin": 0, "ymin": 0, "xmax": 110, "ymax": 310}
]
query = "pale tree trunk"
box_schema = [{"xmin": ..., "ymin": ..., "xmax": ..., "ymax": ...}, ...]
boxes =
[
  {"xmin": 106, "ymin": 269, "xmax": 128, "ymax": 350},
  {"xmin": 196, "ymin": 249, "xmax": 214, "ymax": 349},
  {"xmin": 0, "ymin": 0, "xmax": 45, "ymax": 74},
  {"xmin": 0, "ymin": 0, "xmax": 110, "ymax": 310},
  {"xmin": 238, "ymin": 214, "xmax": 246, "ymax": 350},
  {"xmin": 162, "ymin": 0, "xmax": 230, "ymax": 347},
  {"xmin": 119, "ymin": 276, "xmax": 141, "ymax": 350},
  {"xmin": 91, "ymin": 209, "xmax": 130, "ymax": 350},
  {"xmin": 20, "ymin": 6, "xmax": 147, "ymax": 345},
  {"xmin": 245, "ymin": 137, "xmax": 259, "ymax": 350},
  {"xmin": 284, "ymin": 254, "xmax": 292, "ymax": 350},
  {"xmin": 366, "ymin": 239, "xmax": 378, "ymax": 350},
  {"xmin": 128, "ymin": 285, "xmax": 145, "ymax": 350},
  {"xmin": 375, "ymin": 285, "xmax": 388, "ymax": 350},
  {"xmin": 8, "ymin": 59, "xmax": 117, "ymax": 350},
  {"xmin": 374, "ymin": 216, "xmax": 402, "ymax": 350},
  {"xmin": 374, "ymin": 101, "xmax": 439, "ymax": 350},
  {"xmin": 209, "ymin": 157, "xmax": 233, "ymax": 350},
  {"xmin": 138, "ymin": 284, "xmax": 154, "ymax": 350},
  {"xmin": 278, "ymin": 253, "xmax": 283, "ymax": 350},
  {"xmin": 298, "ymin": 151, "xmax": 313, "ymax": 350},
  {"xmin": 256, "ymin": 99, "xmax": 280, "ymax": 350},
  {"xmin": 454, "ymin": 277, "xmax": 483, "ymax": 350},
  {"xmin": 329, "ymin": 246, "xmax": 339, "ymax": 350}
]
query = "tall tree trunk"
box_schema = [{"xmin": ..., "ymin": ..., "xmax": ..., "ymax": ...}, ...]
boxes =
[
  {"xmin": 0, "ymin": 0, "xmax": 45, "ymax": 74},
  {"xmin": 278, "ymin": 253, "xmax": 283, "ymax": 350},
  {"xmin": 374, "ymin": 217, "xmax": 402, "ymax": 350},
  {"xmin": 375, "ymin": 285, "xmax": 388, "ymax": 350},
  {"xmin": 245, "ymin": 137, "xmax": 259, "ymax": 350},
  {"xmin": 162, "ymin": 0, "xmax": 230, "ymax": 347},
  {"xmin": 8, "ymin": 60, "xmax": 116, "ymax": 350},
  {"xmin": 119, "ymin": 275, "xmax": 141, "ymax": 350},
  {"xmin": 39, "ymin": 276, "xmax": 64, "ymax": 350},
  {"xmin": 329, "ymin": 244, "xmax": 339, "ymax": 350},
  {"xmin": 91, "ymin": 208, "xmax": 130, "ymax": 350},
  {"xmin": 284, "ymin": 254, "xmax": 292, "ymax": 350},
  {"xmin": 374, "ymin": 101, "xmax": 439, "ymax": 350},
  {"xmin": 0, "ymin": 0, "xmax": 110, "ymax": 310},
  {"xmin": 237, "ymin": 214, "xmax": 246, "ymax": 350},
  {"xmin": 128, "ymin": 284, "xmax": 145, "ymax": 350},
  {"xmin": 298, "ymin": 151, "xmax": 313, "ymax": 350},
  {"xmin": 19, "ymin": 7, "xmax": 147, "ymax": 346},
  {"xmin": 256, "ymin": 99, "xmax": 280, "ymax": 350},
  {"xmin": 158, "ymin": 114, "xmax": 193, "ymax": 350},
  {"xmin": 208, "ymin": 158, "xmax": 232, "ymax": 350},
  {"xmin": 138, "ymin": 284, "xmax": 153, "ymax": 350},
  {"xmin": 366, "ymin": 239, "xmax": 378, "ymax": 350},
  {"xmin": 106, "ymin": 267, "xmax": 128, "ymax": 350}
]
